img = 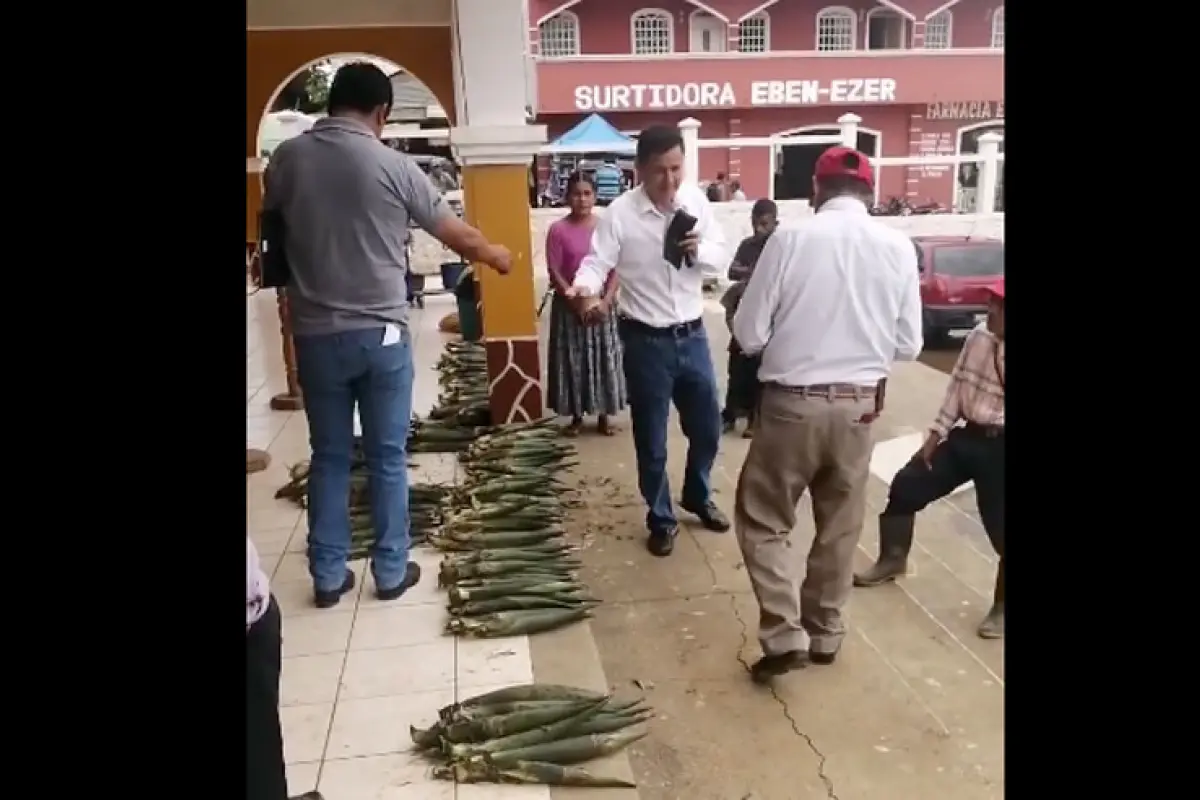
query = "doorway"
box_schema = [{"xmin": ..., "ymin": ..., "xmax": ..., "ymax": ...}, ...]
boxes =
[
  {"xmin": 772, "ymin": 127, "xmax": 881, "ymax": 202},
  {"xmin": 955, "ymin": 122, "xmax": 1005, "ymax": 212},
  {"xmin": 690, "ymin": 11, "xmax": 727, "ymax": 52}
]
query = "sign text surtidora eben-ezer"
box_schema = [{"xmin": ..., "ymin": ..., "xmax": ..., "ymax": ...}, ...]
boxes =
[{"xmin": 573, "ymin": 79, "xmax": 898, "ymax": 111}]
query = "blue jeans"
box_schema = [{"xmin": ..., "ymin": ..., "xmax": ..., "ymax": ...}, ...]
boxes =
[
  {"xmin": 618, "ymin": 319, "xmax": 722, "ymax": 533},
  {"xmin": 294, "ymin": 326, "xmax": 413, "ymax": 592}
]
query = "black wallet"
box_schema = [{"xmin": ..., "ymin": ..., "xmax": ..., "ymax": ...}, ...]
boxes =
[
  {"xmin": 662, "ymin": 209, "xmax": 698, "ymax": 270},
  {"xmin": 258, "ymin": 208, "xmax": 291, "ymax": 289}
]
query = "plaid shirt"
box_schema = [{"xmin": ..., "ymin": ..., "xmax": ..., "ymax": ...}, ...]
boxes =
[{"xmin": 931, "ymin": 323, "xmax": 1005, "ymax": 437}]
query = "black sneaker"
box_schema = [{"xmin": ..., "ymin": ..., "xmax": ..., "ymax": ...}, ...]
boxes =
[
  {"xmin": 376, "ymin": 561, "xmax": 422, "ymax": 601},
  {"xmin": 680, "ymin": 500, "xmax": 731, "ymax": 532},
  {"xmin": 646, "ymin": 525, "xmax": 678, "ymax": 557},
  {"xmin": 750, "ymin": 650, "xmax": 809, "ymax": 684},
  {"xmin": 289, "ymin": 792, "xmax": 324, "ymax": 800},
  {"xmin": 314, "ymin": 570, "xmax": 356, "ymax": 609},
  {"xmin": 808, "ymin": 649, "xmax": 839, "ymax": 665}
]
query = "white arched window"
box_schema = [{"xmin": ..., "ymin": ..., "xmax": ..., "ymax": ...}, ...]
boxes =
[
  {"xmin": 815, "ymin": 7, "xmax": 856, "ymax": 51},
  {"xmin": 924, "ymin": 10, "xmax": 952, "ymax": 49},
  {"xmin": 539, "ymin": 12, "xmax": 580, "ymax": 58},
  {"xmin": 738, "ymin": 12, "xmax": 770, "ymax": 53},
  {"xmin": 632, "ymin": 8, "xmax": 673, "ymax": 55},
  {"xmin": 690, "ymin": 10, "xmax": 726, "ymax": 52},
  {"xmin": 990, "ymin": 7, "xmax": 1004, "ymax": 48},
  {"xmin": 865, "ymin": 7, "xmax": 908, "ymax": 49}
]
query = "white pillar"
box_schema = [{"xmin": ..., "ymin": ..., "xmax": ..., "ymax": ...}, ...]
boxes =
[
  {"xmin": 449, "ymin": 0, "xmax": 545, "ymax": 166},
  {"xmin": 837, "ymin": 113, "xmax": 861, "ymax": 149},
  {"xmin": 451, "ymin": 0, "xmax": 535, "ymax": 128},
  {"xmin": 678, "ymin": 117, "xmax": 701, "ymax": 185},
  {"xmin": 976, "ymin": 132, "xmax": 1003, "ymax": 215}
]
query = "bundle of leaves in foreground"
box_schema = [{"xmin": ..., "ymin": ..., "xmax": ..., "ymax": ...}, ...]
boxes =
[
  {"xmin": 424, "ymin": 340, "xmax": 490, "ymax": 431},
  {"xmin": 275, "ymin": 463, "xmax": 450, "ymax": 556},
  {"xmin": 413, "ymin": 683, "xmax": 650, "ymax": 787},
  {"xmin": 430, "ymin": 416, "xmax": 587, "ymax": 638}
]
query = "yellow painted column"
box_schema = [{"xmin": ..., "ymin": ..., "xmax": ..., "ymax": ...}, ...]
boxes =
[
  {"xmin": 450, "ymin": 0, "xmax": 546, "ymax": 423},
  {"xmin": 459, "ymin": 162, "xmax": 542, "ymax": 423},
  {"xmin": 451, "ymin": 119, "xmax": 547, "ymax": 424}
]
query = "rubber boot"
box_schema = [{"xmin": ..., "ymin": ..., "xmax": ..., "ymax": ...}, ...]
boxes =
[
  {"xmin": 853, "ymin": 514, "xmax": 915, "ymax": 587},
  {"xmin": 977, "ymin": 560, "xmax": 1004, "ymax": 639}
]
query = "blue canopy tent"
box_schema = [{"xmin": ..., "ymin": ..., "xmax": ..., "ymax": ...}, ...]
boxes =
[{"xmin": 544, "ymin": 113, "xmax": 636, "ymax": 154}]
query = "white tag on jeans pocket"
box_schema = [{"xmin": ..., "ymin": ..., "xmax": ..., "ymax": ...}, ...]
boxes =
[{"xmin": 381, "ymin": 323, "xmax": 402, "ymax": 347}]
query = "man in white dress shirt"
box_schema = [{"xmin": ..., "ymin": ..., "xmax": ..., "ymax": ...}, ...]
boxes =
[
  {"xmin": 568, "ymin": 125, "xmax": 729, "ymax": 557},
  {"xmin": 731, "ymin": 147, "xmax": 923, "ymax": 682}
]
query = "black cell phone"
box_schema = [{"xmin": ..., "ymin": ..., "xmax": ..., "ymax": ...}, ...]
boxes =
[{"xmin": 663, "ymin": 209, "xmax": 698, "ymax": 269}]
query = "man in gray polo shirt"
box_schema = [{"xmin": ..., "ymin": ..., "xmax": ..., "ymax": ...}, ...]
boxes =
[{"xmin": 264, "ymin": 62, "xmax": 512, "ymax": 608}]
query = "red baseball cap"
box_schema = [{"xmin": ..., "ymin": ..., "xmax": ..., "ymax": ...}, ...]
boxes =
[
  {"xmin": 986, "ymin": 278, "xmax": 1005, "ymax": 299},
  {"xmin": 814, "ymin": 146, "xmax": 875, "ymax": 190}
]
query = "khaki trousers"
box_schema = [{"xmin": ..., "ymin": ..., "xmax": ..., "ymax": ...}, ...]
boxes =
[{"xmin": 734, "ymin": 385, "xmax": 875, "ymax": 657}]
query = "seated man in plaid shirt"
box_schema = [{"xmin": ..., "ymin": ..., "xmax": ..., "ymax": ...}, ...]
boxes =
[{"xmin": 854, "ymin": 278, "xmax": 1006, "ymax": 639}]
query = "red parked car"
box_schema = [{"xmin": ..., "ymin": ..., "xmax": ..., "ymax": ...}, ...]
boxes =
[{"xmin": 913, "ymin": 236, "xmax": 1005, "ymax": 344}]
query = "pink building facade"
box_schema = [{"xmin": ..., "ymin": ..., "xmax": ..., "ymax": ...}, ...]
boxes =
[{"xmin": 530, "ymin": 0, "xmax": 1005, "ymax": 205}]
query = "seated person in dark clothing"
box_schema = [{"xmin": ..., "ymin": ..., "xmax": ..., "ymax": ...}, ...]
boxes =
[{"xmin": 721, "ymin": 198, "xmax": 778, "ymax": 437}]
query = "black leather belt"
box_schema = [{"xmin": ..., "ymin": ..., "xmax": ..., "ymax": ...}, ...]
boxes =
[
  {"xmin": 963, "ymin": 421, "xmax": 1004, "ymax": 438},
  {"xmin": 618, "ymin": 317, "xmax": 702, "ymax": 338}
]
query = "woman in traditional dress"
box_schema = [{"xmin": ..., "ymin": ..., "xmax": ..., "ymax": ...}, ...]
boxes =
[{"xmin": 545, "ymin": 172, "xmax": 626, "ymax": 436}]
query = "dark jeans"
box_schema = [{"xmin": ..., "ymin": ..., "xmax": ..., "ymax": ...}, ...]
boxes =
[
  {"xmin": 884, "ymin": 424, "xmax": 1005, "ymax": 602},
  {"xmin": 247, "ymin": 596, "xmax": 286, "ymax": 800},
  {"xmin": 618, "ymin": 318, "xmax": 722, "ymax": 533},
  {"xmin": 294, "ymin": 326, "xmax": 414, "ymax": 592},
  {"xmin": 723, "ymin": 346, "xmax": 762, "ymax": 423}
]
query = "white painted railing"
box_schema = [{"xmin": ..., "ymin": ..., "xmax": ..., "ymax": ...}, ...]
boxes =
[{"xmin": 677, "ymin": 114, "xmax": 1005, "ymax": 214}]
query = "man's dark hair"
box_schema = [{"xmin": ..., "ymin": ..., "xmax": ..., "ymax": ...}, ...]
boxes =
[
  {"xmin": 327, "ymin": 62, "xmax": 394, "ymax": 116},
  {"xmin": 815, "ymin": 173, "xmax": 873, "ymax": 200},
  {"xmin": 751, "ymin": 198, "xmax": 778, "ymax": 219},
  {"xmin": 636, "ymin": 125, "xmax": 684, "ymax": 165}
]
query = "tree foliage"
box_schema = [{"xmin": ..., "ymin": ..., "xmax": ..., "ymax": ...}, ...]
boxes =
[{"xmin": 271, "ymin": 61, "xmax": 332, "ymax": 114}]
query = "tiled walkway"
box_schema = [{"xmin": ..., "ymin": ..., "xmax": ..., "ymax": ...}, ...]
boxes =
[{"xmin": 247, "ymin": 287, "xmax": 550, "ymax": 799}]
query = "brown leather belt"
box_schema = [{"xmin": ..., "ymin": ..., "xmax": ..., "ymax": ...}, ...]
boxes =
[{"xmin": 769, "ymin": 382, "xmax": 878, "ymax": 401}]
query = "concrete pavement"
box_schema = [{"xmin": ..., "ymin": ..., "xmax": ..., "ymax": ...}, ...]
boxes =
[{"xmin": 553, "ymin": 304, "xmax": 1003, "ymax": 800}]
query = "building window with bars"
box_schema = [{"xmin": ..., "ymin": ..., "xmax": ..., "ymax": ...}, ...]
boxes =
[
  {"xmin": 539, "ymin": 12, "xmax": 580, "ymax": 58},
  {"xmin": 631, "ymin": 9, "xmax": 673, "ymax": 55},
  {"xmin": 923, "ymin": 10, "xmax": 952, "ymax": 48},
  {"xmin": 815, "ymin": 6, "xmax": 856, "ymax": 51},
  {"xmin": 991, "ymin": 7, "xmax": 1004, "ymax": 48},
  {"xmin": 738, "ymin": 13, "xmax": 770, "ymax": 52}
]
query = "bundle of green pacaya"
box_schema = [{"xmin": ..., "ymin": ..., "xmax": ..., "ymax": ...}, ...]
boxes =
[
  {"xmin": 417, "ymin": 340, "xmax": 492, "ymax": 437},
  {"xmin": 275, "ymin": 457, "xmax": 451, "ymax": 555},
  {"xmin": 414, "ymin": 683, "xmax": 649, "ymax": 787},
  {"xmin": 433, "ymin": 417, "xmax": 588, "ymax": 638}
]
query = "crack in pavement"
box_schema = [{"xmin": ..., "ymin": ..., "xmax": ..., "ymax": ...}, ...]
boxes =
[{"xmin": 685, "ymin": 525, "xmax": 841, "ymax": 800}]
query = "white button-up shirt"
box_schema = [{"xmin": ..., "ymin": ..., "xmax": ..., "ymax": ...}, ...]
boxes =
[
  {"xmin": 733, "ymin": 196, "xmax": 923, "ymax": 387},
  {"xmin": 573, "ymin": 183, "xmax": 726, "ymax": 327}
]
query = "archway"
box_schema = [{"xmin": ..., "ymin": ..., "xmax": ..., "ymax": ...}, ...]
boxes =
[
  {"xmin": 955, "ymin": 120, "xmax": 1004, "ymax": 212},
  {"xmin": 770, "ymin": 124, "xmax": 882, "ymax": 203},
  {"xmin": 246, "ymin": 26, "xmax": 456, "ymax": 244}
]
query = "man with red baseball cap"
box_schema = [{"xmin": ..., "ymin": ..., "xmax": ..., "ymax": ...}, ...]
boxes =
[
  {"xmin": 856, "ymin": 276, "xmax": 1005, "ymax": 639},
  {"xmin": 732, "ymin": 146, "xmax": 924, "ymax": 682}
]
